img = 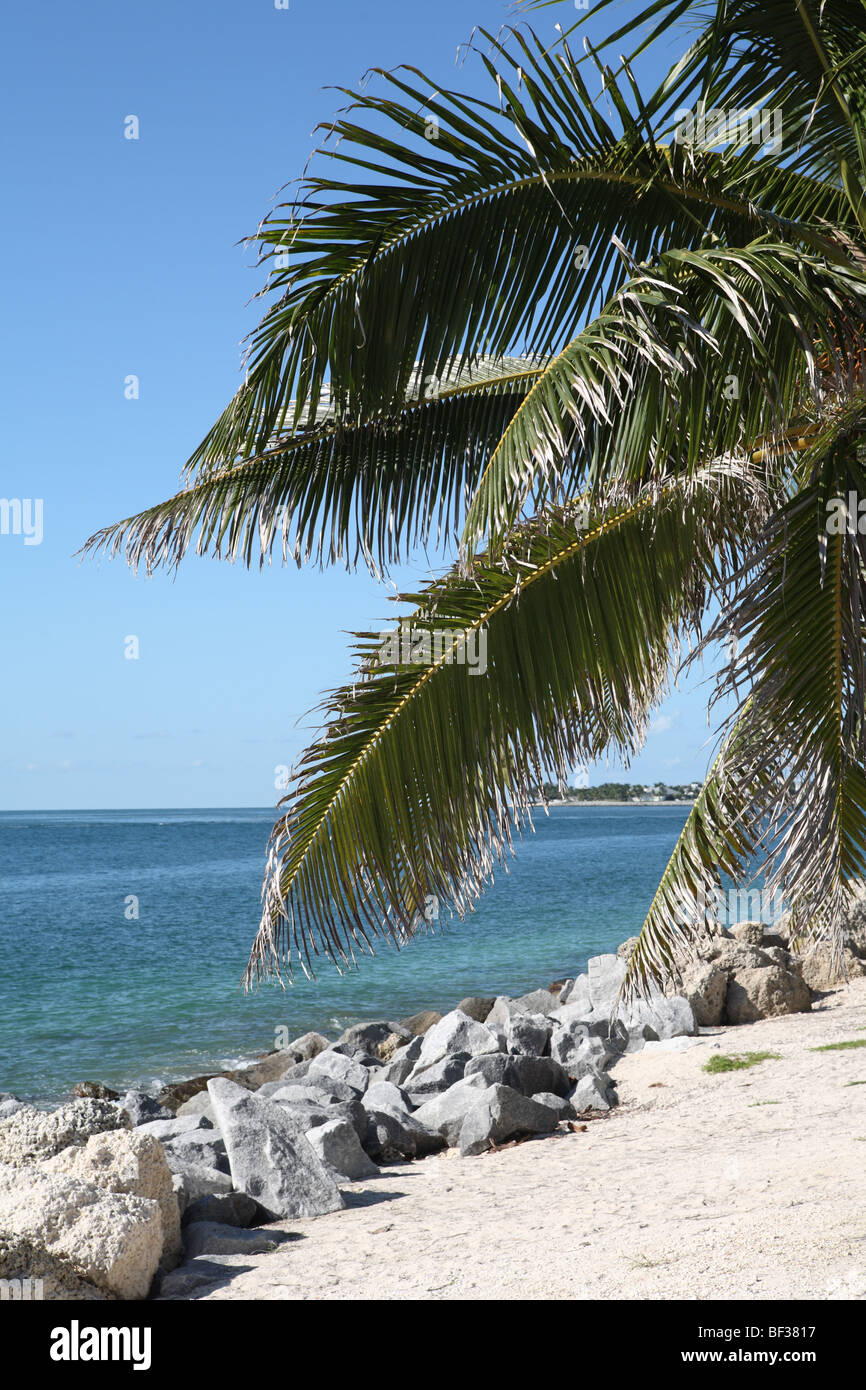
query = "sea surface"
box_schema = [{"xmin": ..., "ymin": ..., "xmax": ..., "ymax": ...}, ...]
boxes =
[{"xmin": 0, "ymin": 805, "xmax": 689, "ymax": 1101}]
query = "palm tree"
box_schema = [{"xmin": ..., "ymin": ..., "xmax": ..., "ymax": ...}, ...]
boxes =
[{"xmin": 84, "ymin": 1, "xmax": 866, "ymax": 999}]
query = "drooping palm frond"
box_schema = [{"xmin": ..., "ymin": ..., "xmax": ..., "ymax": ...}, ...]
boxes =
[
  {"xmin": 244, "ymin": 461, "xmax": 764, "ymax": 985},
  {"xmin": 462, "ymin": 241, "xmax": 866, "ymax": 555},
  {"xmin": 705, "ymin": 405, "xmax": 866, "ymax": 948},
  {"xmin": 79, "ymin": 359, "xmax": 543, "ymax": 573}
]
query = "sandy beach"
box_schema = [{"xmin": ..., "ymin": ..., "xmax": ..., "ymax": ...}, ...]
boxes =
[{"xmin": 179, "ymin": 977, "xmax": 866, "ymax": 1302}]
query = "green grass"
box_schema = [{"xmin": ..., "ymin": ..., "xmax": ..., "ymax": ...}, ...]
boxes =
[
  {"xmin": 703, "ymin": 1051, "xmax": 781, "ymax": 1074},
  {"xmin": 810, "ymin": 1038, "xmax": 866, "ymax": 1052},
  {"xmin": 844, "ymin": 1080, "xmax": 866, "ymax": 1087}
]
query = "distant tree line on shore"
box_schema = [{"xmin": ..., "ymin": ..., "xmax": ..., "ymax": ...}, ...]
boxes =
[{"xmin": 538, "ymin": 781, "xmax": 699, "ymax": 802}]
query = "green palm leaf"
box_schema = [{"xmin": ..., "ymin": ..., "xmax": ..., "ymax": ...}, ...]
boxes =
[{"xmin": 244, "ymin": 461, "xmax": 763, "ymax": 985}]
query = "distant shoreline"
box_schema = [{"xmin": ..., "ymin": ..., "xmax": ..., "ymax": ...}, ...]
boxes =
[{"xmin": 540, "ymin": 799, "xmax": 695, "ymax": 808}]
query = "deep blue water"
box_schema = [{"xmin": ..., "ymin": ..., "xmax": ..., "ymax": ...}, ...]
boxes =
[{"xmin": 0, "ymin": 805, "xmax": 689, "ymax": 1101}]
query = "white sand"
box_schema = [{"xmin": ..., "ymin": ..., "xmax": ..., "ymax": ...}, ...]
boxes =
[{"xmin": 194, "ymin": 978, "xmax": 866, "ymax": 1301}]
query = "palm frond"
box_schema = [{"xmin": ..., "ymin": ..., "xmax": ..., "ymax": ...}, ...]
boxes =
[
  {"xmin": 462, "ymin": 241, "xmax": 866, "ymax": 556},
  {"xmin": 79, "ymin": 359, "xmax": 543, "ymax": 573},
  {"xmin": 244, "ymin": 461, "xmax": 764, "ymax": 986}
]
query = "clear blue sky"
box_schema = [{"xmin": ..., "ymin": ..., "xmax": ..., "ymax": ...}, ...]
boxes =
[{"xmin": 0, "ymin": 0, "xmax": 719, "ymax": 810}]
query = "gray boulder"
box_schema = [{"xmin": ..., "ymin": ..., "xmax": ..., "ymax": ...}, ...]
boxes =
[
  {"xmin": 532, "ymin": 1092, "xmax": 576, "ymax": 1120},
  {"xmin": 587, "ymin": 954, "xmax": 627, "ymax": 1012},
  {"xmin": 404, "ymin": 1053, "xmax": 468, "ymax": 1101},
  {"xmin": 266, "ymin": 1096, "xmax": 366, "ymax": 1142},
  {"xmin": 335, "ymin": 1021, "xmax": 412, "ymax": 1056},
  {"xmin": 510, "ymin": 988, "xmax": 563, "ymax": 1018},
  {"xmin": 136, "ymin": 1113, "xmax": 212, "ymax": 1141},
  {"xmin": 412, "ymin": 1075, "xmax": 491, "ymax": 1145},
  {"xmin": 463, "ymin": 1053, "xmax": 570, "ymax": 1098},
  {"xmin": 121, "ymin": 1090, "xmax": 172, "ymax": 1126},
  {"xmin": 306, "ymin": 1117, "xmax": 380, "ymax": 1180},
  {"xmin": 181, "ymin": 1191, "xmax": 262, "ymax": 1229},
  {"xmin": 376, "ymin": 1034, "xmax": 424, "ymax": 1087},
  {"xmin": 182, "ymin": 1222, "xmax": 289, "ymax": 1259},
  {"xmin": 361, "ymin": 1081, "xmax": 414, "ymax": 1115},
  {"xmin": 168, "ymin": 1162, "xmax": 233, "ymax": 1214},
  {"xmin": 415, "ymin": 1010, "xmax": 501, "ymax": 1068},
  {"xmin": 505, "ymin": 1012, "xmax": 552, "ymax": 1056},
  {"xmin": 176, "ymin": 1092, "xmax": 218, "ymax": 1123},
  {"xmin": 0, "ymin": 1099, "xmax": 25, "ymax": 1121},
  {"xmin": 362, "ymin": 1107, "xmax": 445, "ymax": 1162},
  {"xmin": 458, "ymin": 1085, "xmax": 559, "ymax": 1157},
  {"xmin": 162, "ymin": 1130, "xmax": 229, "ymax": 1173},
  {"xmin": 307, "ymin": 1050, "xmax": 378, "ymax": 1095},
  {"xmin": 275, "ymin": 1030, "xmax": 330, "ymax": 1065},
  {"xmin": 568, "ymin": 1072, "xmax": 617, "ymax": 1113},
  {"xmin": 207, "ymin": 1078, "xmax": 344, "ymax": 1220}
]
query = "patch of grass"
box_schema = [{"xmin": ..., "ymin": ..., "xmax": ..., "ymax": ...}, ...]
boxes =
[
  {"xmin": 703, "ymin": 1051, "xmax": 780, "ymax": 1074},
  {"xmin": 844, "ymin": 1080, "xmax": 866, "ymax": 1087},
  {"xmin": 749, "ymin": 1099, "xmax": 780, "ymax": 1106},
  {"xmin": 627, "ymin": 1253, "xmax": 670, "ymax": 1270},
  {"xmin": 810, "ymin": 1038, "xmax": 866, "ymax": 1052}
]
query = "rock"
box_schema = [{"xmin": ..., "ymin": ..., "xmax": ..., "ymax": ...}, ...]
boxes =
[
  {"xmin": 175, "ymin": 1092, "xmax": 217, "ymax": 1124},
  {"xmin": 404, "ymin": 1053, "xmax": 468, "ymax": 1100},
  {"xmin": 0, "ymin": 1231, "xmax": 110, "ymax": 1300},
  {"xmin": 705, "ymin": 940, "xmax": 774, "ymax": 972},
  {"xmin": 458, "ymin": 1085, "xmax": 559, "ymax": 1156},
  {"xmin": 568, "ymin": 1072, "xmax": 617, "ymax": 1113},
  {"xmin": 230, "ymin": 1051, "xmax": 296, "ymax": 1091},
  {"xmin": 362, "ymin": 1081, "xmax": 414, "ymax": 1115},
  {"xmin": 378, "ymin": 1032, "xmax": 408, "ymax": 1063},
  {"xmin": 726, "ymin": 965, "xmax": 811, "ymax": 1023},
  {"xmin": 532, "ymin": 1092, "xmax": 576, "ymax": 1119},
  {"xmin": 729, "ymin": 920, "xmax": 766, "ymax": 945},
  {"xmin": 121, "ymin": 1090, "xmax": 173, "ymax": 1126},
  {"xmin": 156, "ymin": 1075, "xmax": 222, "ymax": 1113},
  {"xmin": 399, "ymin": 1010, "xmax": 442, "ymax": 1035},
  {"xmin": 182, "ymin": 1222, "xmax": 289, "ymax": 1259},
  {"xmin": 70, "ymin": 1082, "xmax": 120, "ymax": 1101},
  {"xmin": 362, "ymin": 1107, "xmax": 445, "ymax": 1162},
  {"xmin": 306, "ymin": 1117, "xmax": 380, "ymax": 1180},
  {"xmin": 207, "ymin": 1078, "xmax": 344, "ymax": 1220},
  {"xmin": 796, "ymin": 942, "xmax": 866, "ymax": 992},
  {"xmin": 510, "ymin": 988, "xmax": 563, "ymax": 1018},
  {"xmin": 274, "ymin": 1030, "xmax": 330, "ymax": 1065},
  {"xmin": 675, "ymin": 962, "xmax": 729, "ymax": 1027},
  {"xmin": 412, "ymin": 1075, "xmax": 495, "ymax": 1145},
  {"xmin": 307, "ymin": 1050, "xmax": 378, "ymax": 1095},
  {"xmin": 334, "ymin": 1021, "xmax": 412, "ymax": 1057},
  {"xmin": 456, "ymin": 997, "xmax": 496, "ymax": 1023},
  {"xmin": 616, "ymin": 937, "xmax": 639, "ymax": 961},
  {"xmin": 135, "ymin": 1114, "xmax": 212, "ymax": 1142},
  {"xmin": 181, "ymin": 1192, "xmax": 262, "ymax": 1229},
  {"xmin": 587, "ymin": 954, "xmax": 627, "ymax": 1012},
  {"xmin": 43, "ymin": 1129, "xmax": 182, "ymax": 1269},
  {"xmin": 0, "ymin": 1099, "xmax": 26, "ymax": 1120},
  {"xmin": 0, "ymin": 1161, "xmax": 162, "ymax": 1300},
  {"xmin": 270, "ymin": 1074, "xmax": 360, "ymax": 1106},
  {"xmin": 463, "ymin": 1053, "xmax": 571, "ymax": 1098},
  {"xmin": 505, "ymin": 1012, "xmax": 552, "ymax": 1056},
  {"xmin": 550, "ymin": 1028, "xmax": 615, "ymax": 1076},
  {"xmin": 547, "ymin": 978, "xmax": 574, "ymax": 998},
  {"xmin": 154, "ymin": 1254, "xmax": 243, "ymax": 1299},
  {"xmin": 617, "ymin": 995, "xmax": 696, "ymax": 1051},
  {"xmin": 415, "ymin": 1010, "xmax": 501, "ymax": 1069},
  {"xmin": 0, "ymin": 1099, "xmax": 130, "ymax": 1167},
  {"xmin": 162, "ymin": 1131, "xmax": 229, "ymax": 1174},
  {"xmin": 169, "ymin": 1163, "xmax": 233, "ymax": 1214},
  {"xmin": 271, "ymin": 1096, "xmax": 366, "ymax": 1143},
  {"xmin": 376, "ymin": 1034, "xmax": 424, "ymax": 1087}
]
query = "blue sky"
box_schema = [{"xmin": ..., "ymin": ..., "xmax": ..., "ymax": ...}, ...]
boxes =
[{"xmin": 0, "ymin": 0, "xmax": 720, "ymax": 810}]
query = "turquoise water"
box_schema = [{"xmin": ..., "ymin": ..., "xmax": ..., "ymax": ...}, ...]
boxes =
[{"xmin": 0, "ymin": 805, "xmax": 689, "ymax": 1101}]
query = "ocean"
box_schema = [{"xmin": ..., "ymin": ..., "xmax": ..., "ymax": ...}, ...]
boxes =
[{"xmin": 0, "ymin": 804, "xmax": 689, "ymax": 1101}]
